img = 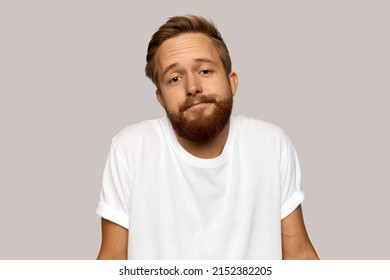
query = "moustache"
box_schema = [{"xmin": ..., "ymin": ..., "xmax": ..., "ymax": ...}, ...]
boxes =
[{"xmin": 179, "ymin": 95, "xmax": 217, "ymax": 113}]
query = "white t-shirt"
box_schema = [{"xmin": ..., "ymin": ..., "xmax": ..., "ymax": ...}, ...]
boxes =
[{"xmin": 96, "ymin": 115, "xmax": 304, "ymax": 259}]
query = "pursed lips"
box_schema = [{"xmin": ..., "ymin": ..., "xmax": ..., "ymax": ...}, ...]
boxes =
[
  {"xmin": 180, "ymin": 96, "xmax": 216, "ymax": 112},
  {"xmin": 191, "ymin": 101, "xmax": 204, "ymax": 107},
  {"xmin": 187, "ymin": 101, "xmax": 211, "ymax": 110}
]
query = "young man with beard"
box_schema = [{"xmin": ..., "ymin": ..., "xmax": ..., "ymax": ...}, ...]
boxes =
[{"xmin": 96, "ymin": 15, "xmax": 319, "ymax": 260}]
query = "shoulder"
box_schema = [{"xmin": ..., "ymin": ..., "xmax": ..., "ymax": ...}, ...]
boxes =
[
  {"xmin": 235, "ymin": 115, "xmax": 297, "ymax": 163},
  {"xmin": 110, "ymin": 117, "xmax": 166, "ymax": 151},
  {"xmin": 236, "ymin": 115, "xmax": 288, "ymax": 141}
]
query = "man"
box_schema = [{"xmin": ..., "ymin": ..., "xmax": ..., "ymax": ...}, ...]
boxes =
[{"xmin": 96, "ymin": 15, "xmax": 319, "ymax": 260}]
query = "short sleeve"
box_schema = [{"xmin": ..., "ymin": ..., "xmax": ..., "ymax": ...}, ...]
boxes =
[
  {"xmin": 95, "ymin": 142, "xmax": 131, "ymax": 229},
  {"xmin": 280, "ymin": 134, "xmax": 305, "ymax": 219}
]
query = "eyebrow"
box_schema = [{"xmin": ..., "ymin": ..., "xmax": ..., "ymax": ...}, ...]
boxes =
[
  {"xmin": 161, "ymin": 58, "xmax": 216, "ymax": 78},
  {"xmin": 194, "ymin": 58, "xmax": 216, "ymax": 65},
  {"xmin": 162, "ymin": 63, "xmax": 179, "ymax": 79}
]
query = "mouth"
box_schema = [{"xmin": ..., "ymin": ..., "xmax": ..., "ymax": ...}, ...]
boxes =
[
  {"xmin": 191, "ymin": 101, "xmax": 206, "ymax": 107},
  {"xmin": 180, "ymin": 96, "xmax": 217, "ymax": 113},
  {"xmin": 186, "ymin": 102, "xmax": 212, "ymax": 111}
]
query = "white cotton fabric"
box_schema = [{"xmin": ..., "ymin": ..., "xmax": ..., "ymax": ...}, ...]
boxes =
[{"xmin": 96, "ymin": 115, "xmax": 305, "ymax": 259}]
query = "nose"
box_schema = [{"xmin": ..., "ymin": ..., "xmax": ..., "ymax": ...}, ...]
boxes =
[{"xmin": 185, "ymin": 74, "xmax": 202, "ymax": 96}]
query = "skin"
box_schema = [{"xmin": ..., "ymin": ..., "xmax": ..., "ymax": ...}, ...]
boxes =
[
  {"xmin": 155, "ymin": 33, "xmax": 238, "ymax": 159},
  {"xmin": 282, "ymin": 205, "xmax": 319, "ymax": 259},
  {"xmin": 96, "ymin": 218, "xmax": 128, "ymax": 260},
  {"xmin": 97, "ymin": 32, "xmax": 319, "ymax": 260}
]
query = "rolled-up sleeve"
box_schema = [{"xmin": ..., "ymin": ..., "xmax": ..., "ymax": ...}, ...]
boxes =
[
  {"xmin": 279, "ymin": 134, "xmax": 305, "ymax": 219},
  {"xmin": 96, "ymin": 141, "xmax": 131, "ymax": 229}
]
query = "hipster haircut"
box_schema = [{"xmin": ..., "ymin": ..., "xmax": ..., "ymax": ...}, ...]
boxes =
[{"xmin": 145, "ymin": 15, "xmax": 232, "ymax": 88}]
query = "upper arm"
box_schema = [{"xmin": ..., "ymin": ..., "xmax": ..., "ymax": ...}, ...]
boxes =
[
  {"xmin": 97, "ymin": 218, "xmax": 129, "ymax": 260},
  {"xmin": 281, "ymin": 205, "xmax": 319, "ymax": 260}
]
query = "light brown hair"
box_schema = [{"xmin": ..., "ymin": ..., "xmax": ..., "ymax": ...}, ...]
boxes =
[{"xmin": 145, "ymin": 15, "xmax": 232, "ymax": 88}]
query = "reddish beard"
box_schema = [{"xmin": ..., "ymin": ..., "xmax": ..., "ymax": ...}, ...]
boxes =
[{"xmin": 167, "ymin": 94, "xmax": 233, "ymax": 143}]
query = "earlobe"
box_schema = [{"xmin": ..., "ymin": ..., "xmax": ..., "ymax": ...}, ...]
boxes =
[
  {"xmin": 156, "ymin": 90, "xmax": 165, "ymax": 109},
  {"xmin": 229, "ymin": 72, "xmax": 239, "ymax": 96}
]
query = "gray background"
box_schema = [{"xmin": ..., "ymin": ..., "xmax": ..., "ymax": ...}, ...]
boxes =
[{"xmin": 1, "ymin": 0, "xmax": 389, "ymax": 259}]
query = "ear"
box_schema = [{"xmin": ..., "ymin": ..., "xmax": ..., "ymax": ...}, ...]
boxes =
[
  {"xmin": 228, "ymin": 72, "xmax": 239, "ymax": 96},
  {"xmin": 155, "ymin": 89, "xmax": 165, "ymax": 109}
]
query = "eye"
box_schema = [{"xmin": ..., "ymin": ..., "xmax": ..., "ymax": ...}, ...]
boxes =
[
  {"xmin": 199, "ymin": 69, "xmax": 212, "ymax": 75},
  {"xmin": 169, "ymin": 76, "xmax": 182, "ymax": 84}
]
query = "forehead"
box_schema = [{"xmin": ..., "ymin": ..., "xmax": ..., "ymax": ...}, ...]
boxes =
[{"xmin": 156, "ymin": 33, "xmax": 222, "ymax": 72}]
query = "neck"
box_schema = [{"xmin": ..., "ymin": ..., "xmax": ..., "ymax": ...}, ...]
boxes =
[{"xmin": 175, "ymin": 121, "xmax": 230, "ymax": 159}]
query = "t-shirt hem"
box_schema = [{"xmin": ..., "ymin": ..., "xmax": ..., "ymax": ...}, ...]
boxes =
[
  {"xmin": 280, "ymin": 189, "xmax": 305, "ymax": 220},
  {"xmin": 96, "ymin": 201, "xmax": 129, "ymax": 229}
]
